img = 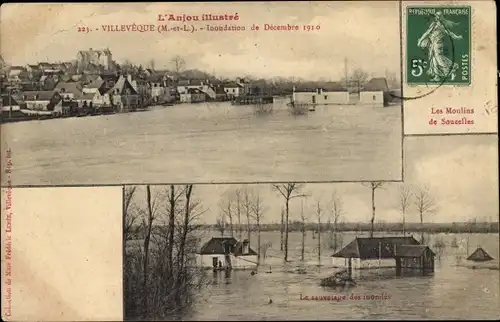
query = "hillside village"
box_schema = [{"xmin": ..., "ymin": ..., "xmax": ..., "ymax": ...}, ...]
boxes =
[{"xmin": 0, "ymin": 48, "xmax": 399, "ymax": 122}]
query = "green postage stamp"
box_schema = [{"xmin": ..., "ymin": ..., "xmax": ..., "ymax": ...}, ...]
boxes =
[{"xmin": 406, "ymin": 6, "xmax": 471, "ymax": 85}]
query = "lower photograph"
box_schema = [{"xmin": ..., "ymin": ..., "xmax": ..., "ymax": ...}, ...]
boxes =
[{"xmin": 123, "ymin": 181, "xmax": 499, "ymax": 320}]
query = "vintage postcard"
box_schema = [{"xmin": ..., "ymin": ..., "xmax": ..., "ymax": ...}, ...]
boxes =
[
  {"xmin": 0, "ymin": 1, "xmax": 499, "ymax": 321},
  {"xmin": 0, "ymin": 1, "xmax": 404, "ymax": 185}
]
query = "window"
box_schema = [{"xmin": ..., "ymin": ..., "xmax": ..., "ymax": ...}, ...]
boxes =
[
  {"xmin": 373, "ymin": 95, "xmax": 376, "ymax": 100},
  {"xmin": 324, "ymin": 95, "xmax": 328, "ymax": 100}
]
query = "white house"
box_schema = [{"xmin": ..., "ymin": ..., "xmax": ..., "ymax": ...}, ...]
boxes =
[
  {"xmin": 359, "ymin": 77, "xmax": 390, "ymax": 107},
  {"xmin": 223, "ymin": 81, "xmax": 245, "ymax": 98},
  {"xmin": 292, "ymin": 82, "xmax": 349, "ymax": 105},
  {"xmin": 196, "ymin": 237, "xmax": 258, "ymax": 270},
  {"xmin": 23, "ymin": 90, "xmax": 63, "ymax": 113},
  {"xmin": 331, "ymin": 236, "xmax": 423, "ymax": 278}
]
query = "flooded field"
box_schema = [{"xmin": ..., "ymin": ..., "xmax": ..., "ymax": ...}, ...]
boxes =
[
  {"xmin": 1, "ymin": 99, "xmax": 402, "ymax": 185},
  {"xmin": 171, "ymin": 231, "xmax": 499, "ymax": 320}
]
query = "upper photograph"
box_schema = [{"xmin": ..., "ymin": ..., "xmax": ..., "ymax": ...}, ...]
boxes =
[{"xmin": 0, "ymin": 2, "xmax": 403, "ymax": 186}]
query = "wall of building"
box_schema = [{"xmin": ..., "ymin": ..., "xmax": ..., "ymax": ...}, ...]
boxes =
[
  {"xmin": 224, "ymin": 87, "xmax": 241, "ymax": 97},
  {"xmin": 293, "ymin": 91, "xmax": 349, "ymax": 105},
  {"xmin": 92, "ymin": 92, "xmax": 111, "ymax": 106},
  {"xmin": 359, "ymin": 91, "xmax": 384, "ymax": 106},
  {"xmin": 197, "ymin": 254, "xmax": 258, "ymax": 269},
  {"xmin": 26, "ymin": 100, "xmax": 50, "ymax": 110},
  {"xmin": 332, "ymin": 257, "xmax": 396, "ymax": 276}
]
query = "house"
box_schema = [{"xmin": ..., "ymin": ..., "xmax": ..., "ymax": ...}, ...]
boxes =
[
  {"xmin": 7, "ymin": 66, "xmax": 26, "ymax": 82},
  {"xmin": 292, "ymin": 81, "xmax": 349, "ymax": 105},
  {"xmin": 466, "ymin": 247, "xmax": 494, "ymax": 262},
  {"xmin": 196, "ymin": 237, "xmax": 258, "ymax": 270},
  {"xmin": 83, "ymin": 79, "xmax": 104, "ymax": 94},
  {"xmin": 223, "ymin": 81, "xmax": 244, "ymax": 98},
  {"xmin": 22, "ymin": 90, "xmax": 62, "ymax": 112},
  {"xmin": 332, "ymin": 236, "xmax": 431, "ymax": 277},
  {"xmin": 179, "ymin": 88, "xmax": 208, "ymax": 103},
  {"xmin": 236, "ymin": 77, "xmax": 251, "ymax": 96},
  {"xmin": 214, "ymin": 85, "xmax": 228, "ymax": 101},
  {"xmin": 176, "ymin": 79, "xmax": 216, "ymax": 100},
  {"xmin": 106, "ymin": 75, "xmax": 139, "ymax": 111},
  {"xmin": 359, "ymin": 77, "xmax": 390, "ymax": 107},
  {"xmin": 146, "ymin": 74, "xmax": 173, "ymax": 104},
  {"xmin": 55, "ymin": 81, "xmax": 95, "ymax": 109},
  {"xmin": 77, "ymin": 48, "xmax": 113, "ymax": 71}
]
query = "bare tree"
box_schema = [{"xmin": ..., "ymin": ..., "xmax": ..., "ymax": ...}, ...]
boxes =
[
  {"xmin": 316, "ymin": 200, "xmax": 323, "ymax": 265},
  {"xmin": 273, "ymin": 183, "xmax": 307, "ymax": 261},
  {"xmin": 165, "ymin": 185, "xmax": 185, "ymax": 271},
  {"xmin": 398, "ymin": 184, "xmax": 413, "ymax": 237},
  {"xmin": 251, "ymin": 192, "xmax": 265, "ymax": 264},
  {"xmin": 124, "ymin": 186, "xmax": 138, "ymax": 242},
  {"xmin": 241, "ymin": 186, "xmax": 253, "ymax": 244},
  {"xmin": 299, "ymin": 198, "xmax": 307, "ymax": 261},
  {"xmin": 330, "ymin": 189, "xmax": 344, "ymax": 251},
  {"xmin": 351, "ymin": 68, "xmax": 369, "ymax": 92},
  {"xmin": 219, "ymin": 198, "xmax": 234, "ymax": 237},
  {"xmin": 142, "ymin": 185, "xmax": 159, "ymax": 318},
  {"xmin": 171, "ymin": 56, "xmax": 186, "ymax": 75},
  {"xmin": 362, "ymin": 182, "xmax": 385, "ymax": 237},
  {"xmin": 280, "ymin": 207, "xmax": 284, "ymax": 251},
  {"xmin": 235, "ymin": 189, "xmax": 243, "ymax": 239},
  {"xmin": 414, "ymin": 186, "xmax": 438, "ymax": 244}
]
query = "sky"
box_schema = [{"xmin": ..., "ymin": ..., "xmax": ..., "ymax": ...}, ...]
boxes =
[
  {"xmin": 1, "ymin": 2, "xmax": 401, "ymax": 80},
  {"xmin": 128, "ymin": 135, "xmax": 498, "ymax": 224}
]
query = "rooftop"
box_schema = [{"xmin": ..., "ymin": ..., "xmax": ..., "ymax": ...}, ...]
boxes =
[
  {"xmin": 199, "ymin": 237, "xmax": 257, "ymax": 256},
  {"xmin": 467, "ymin": 247, "xmax": 494, "ymax": 262},
  {"xmin": 332, "ymin": 236, "xmax": 421, "ymax": 259}
]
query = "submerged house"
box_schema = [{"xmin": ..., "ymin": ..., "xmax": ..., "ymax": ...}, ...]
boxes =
[
  {"xmin": 466, "ymin": 247, "xmax": 494, "ymax": 262},
  {"xmin": 292, "ymin": 81, "xmax": 349, "ymax": 105},
  {"xmin": 196, "ymin": 237, "xmax": 258, "ymax": 270},
  {"xmin": 359, "ymin": 77, "xmax": 391, "ymax": 107},
  {"xmin": 332, "ymin": 236, "xmax": 435, "ymax": 277}
]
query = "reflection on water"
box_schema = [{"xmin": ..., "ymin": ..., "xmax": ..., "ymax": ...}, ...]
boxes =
[
  {"xmin": 180, "ymin": 232, "xmax": 499, "ymax": 320},
  {"xmin": 1, "ymin": 100, "xmax": 402, "ymax": 185}
]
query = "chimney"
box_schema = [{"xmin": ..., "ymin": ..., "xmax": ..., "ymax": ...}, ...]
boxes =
[{"xmin": 242, "ymin": 239, "xmax": 249, "ymax": 254}]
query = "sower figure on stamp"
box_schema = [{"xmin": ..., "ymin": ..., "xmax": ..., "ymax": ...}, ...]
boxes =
[{"xmin": 417, "ymin": 11, "xmax": 463, "ymax": 82}]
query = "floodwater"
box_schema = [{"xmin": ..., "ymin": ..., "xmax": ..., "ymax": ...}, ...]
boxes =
[
  {"xmin": 183, "ymin": 231, "xmax": 499, "ymax": 320},
  {"xmin": 1, "ymin": 99, "xmax": 402, "ymax": 185}
]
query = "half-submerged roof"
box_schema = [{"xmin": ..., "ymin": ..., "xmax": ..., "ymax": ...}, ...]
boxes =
[
  {"xmin": 199, "ymin": 237, "xmax": 257, "ymax": 256},
  {"xmin": 332, "ymin": 236, "xmax": 420, "ymax": 259},
  {"xmin": 395, "ymin": 245, "xmax": 435, "ymax": 258},
  {"xmin": 467, "ymin": 247, "xmax": 494, "ymax": 262}
]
